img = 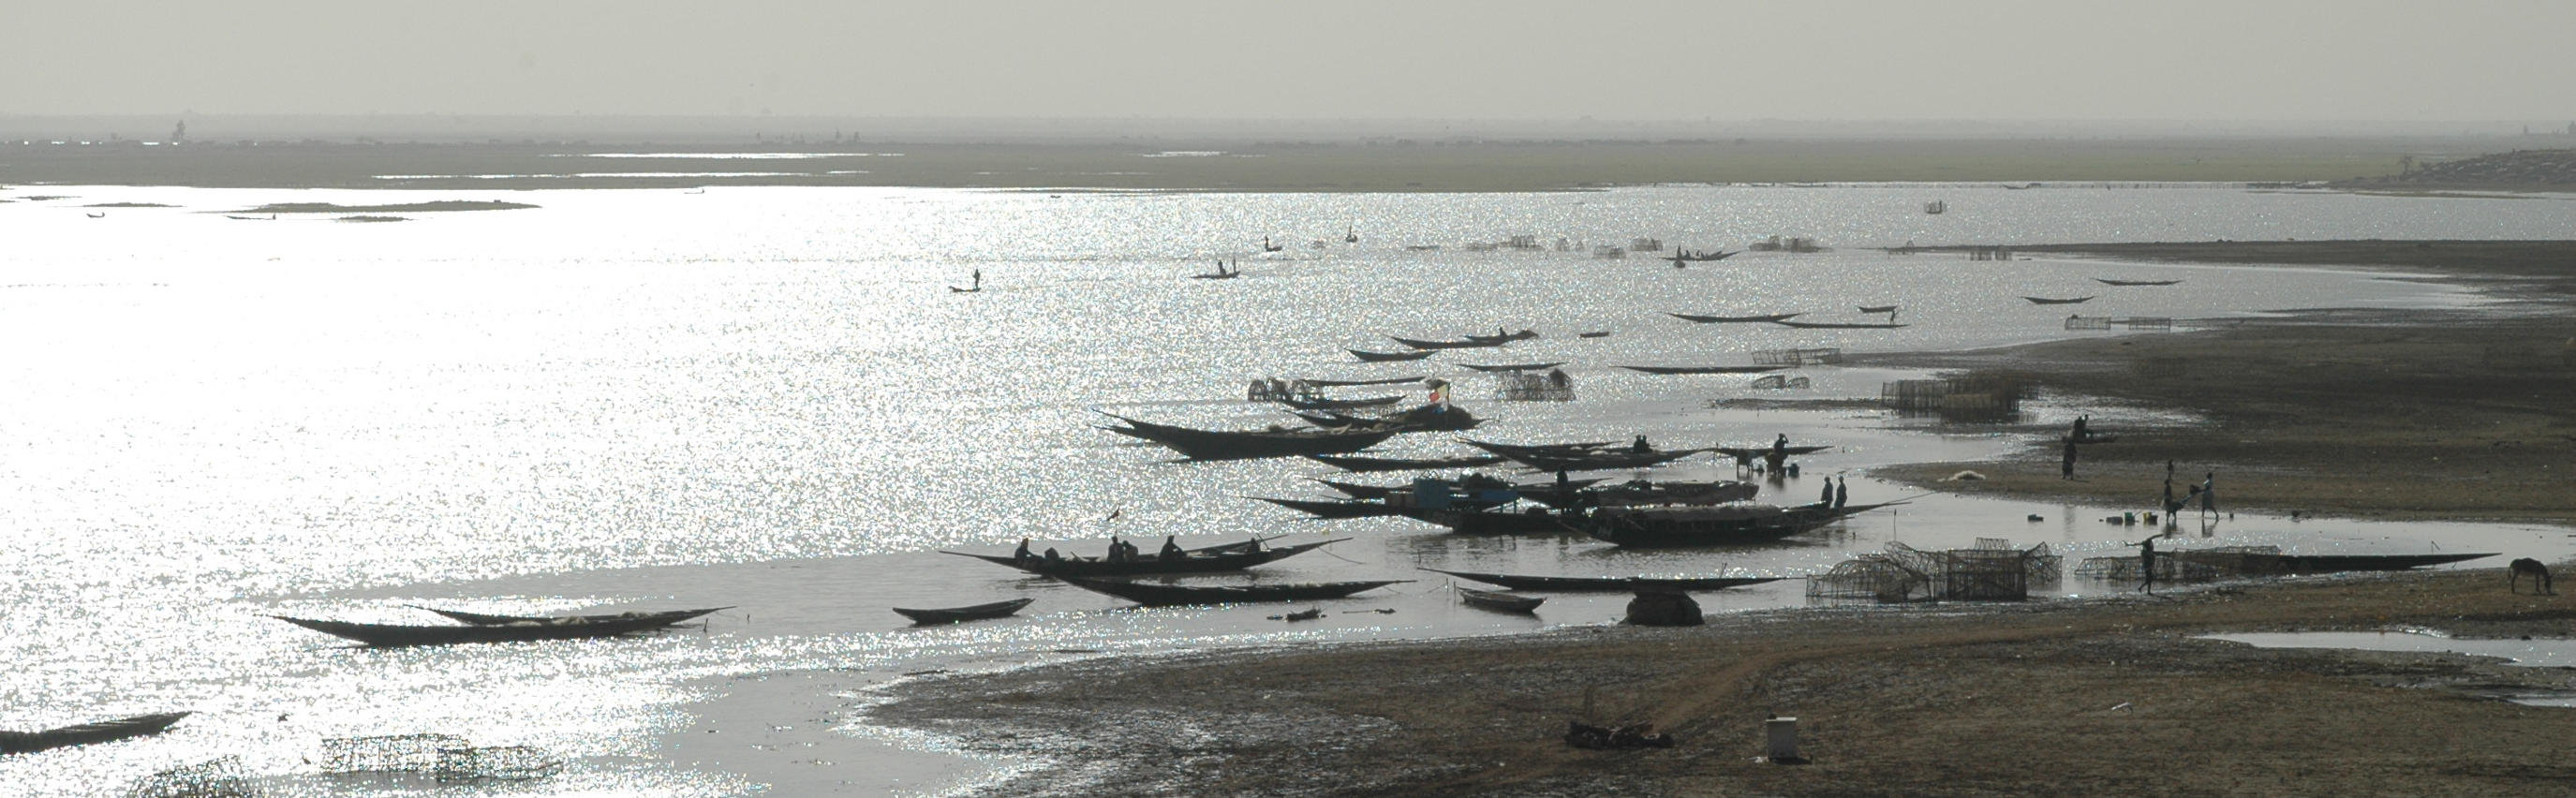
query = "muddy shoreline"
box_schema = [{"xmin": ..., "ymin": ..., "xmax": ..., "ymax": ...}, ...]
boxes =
[{"xmin": 861, "ymin": 240, "xmax": 2576, "ymax": 795}]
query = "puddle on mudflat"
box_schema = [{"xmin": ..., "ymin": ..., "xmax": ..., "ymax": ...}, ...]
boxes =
[{"xmin": 2205, "ymin": 630, "xmax": 2576, "ymax": 707}]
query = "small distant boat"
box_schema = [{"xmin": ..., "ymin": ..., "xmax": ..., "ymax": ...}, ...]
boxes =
[
  {"xmin": 1350, "ymin": 348, "xmax": 1435, "ymax": 362},
  {"xmin": 1456, "ymin": 586, "xmax": 1545, "ymax": 613},
  {"xmin": 2095, "ymin": 278, "xmax": 2184, "ymax": 287},
  {"xmin": 1858, "ymin": 304, "xmax": 1899, "ymax": 314},
  {"xmin": 224, "ymin": 214, "xmax": 277, "ymax": 220},
  {"xmin": 85, "ymin": 212, "xmax": 105, "ymax": 218},
  {"xmin": 1, "ymin": 712, "xmax": 192, "ymax": 755},
  {"xmin": 1056, "ymin": 576, "xmax": 1408, "ymax": 606},
  {"xmin": 1345, "ymin": 227, "xmax": 1359, "ymax": 244},
  {"xmin": 1458, "ymin": 362, "xmax": 1564, "ymax": 373},
  {"xmin": 1924, "ymin": 200, "xmax": 1947, "ymax": 214},
  {"xmin": 1710, "ymin": 443, "xmax": 1834, "ymax": 460},
  {"xmin": 950, "ymin": 270, "xmax": 984, "ymax": 293},
  {"xmin": 1577, "ymin": 331, "xmax": 1612, "ymax": 338},
  {"xmin": 1296, "ymin": 376, "xmax": 1427, "ymax": 388},
  {"xmin": 2021, "ymin": 295, "xmax": 2097, "ymax": 304},
  {"xmin": 1192, "ymin": 266, "xmax": 1239, "ymax": 280},
  {"xmin": 892, "ymin": 597, "xmax": 1035, "ymax": 625},
  {"xmin": 1669, "ymin": 312, "xmax": 1801, "ymax": 324},
  {"xmin": 1262, "ymin": 236, "xmax": 1284, "ymax": 253},
  {"xmin": 1770, "ymin": 319, "xmax": 1909, "ymax": 329},
  {"xmin": 1279, "ymin": 607, "xmax": 1325, "ymax": 621},
  {"xmin": 1619, "ymin": 365, "xmax": 1784, "ymax": 376}
]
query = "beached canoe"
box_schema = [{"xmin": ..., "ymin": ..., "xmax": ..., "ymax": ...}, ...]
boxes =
[
  {"xmin": 1618, "ymin": 365, "xmax": 1784, "ymax": 375},
  {"xmin": 2167, "ymin": 550, "xmax": 2496, "ymax": 575},
  {"xmin": 1, "ymin": 712, "xmax": 192, "ymax": 755},
  {"xmin": 1423, "ymin": 568, "xmax": 1786, "ymax": 592},
  {"xmin": 1769, "ymin": 319, "xmax": 1910, "ymax": 329},
  {"xmin": 1056, "ymin": 576, "xmax": 1409, "ymax": 606},
  {"xmin": 1348, "ymin": 348, "xmax": 1435, "ymax": 362},
  {"xmin": 1458, "ymin": 362, "xmax": 1565, "ymax": 373},
  {"xmin": 1577, "ymin": 502, "xmax": 1900, "ymax": 548},
  {"xmin": 1302, "ymin": 452, "xmax": 1509, "ymax": 472},
  {"xmin": 272, "ymin": 607, "xmax": 725, "ymax": 647},
  {"xmin": 413, "ymin": 606, "xmax": 733, "ymax": 627},
  {"xmin": 1096, "ymin": 412, "xmax": 1398, "ymax": 460},
  {"xmin": 942, "ymin": 539, "xmax": 1343, "ymax": 577},
  {"xmin": 1668, "ymin": 312, "xmax": 1801, "ymax": 324},
  {"xmin": 892, "ymin": 597, "xmax": 1035, "ymax": 625},
  {"xmin": 1456, "ymin": 586, "xmax": 1546, "ymax": 613}
]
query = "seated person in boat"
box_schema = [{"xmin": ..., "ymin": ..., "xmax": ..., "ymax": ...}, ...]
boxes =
[
  {"xmin": 1014, "ymin": 538, "xmax": 1035, "ymax": 562},
  {"xmin": 1043, "ymin": 547, "xmax": 1062, "ymax": 562},
  {"xmin": 1631, "ymin": 435, "xmax": 1652, "ymax": 452},
  {"xmin": 1160, "ymin": 536, "xmax": 1184, "ymax": 561}
]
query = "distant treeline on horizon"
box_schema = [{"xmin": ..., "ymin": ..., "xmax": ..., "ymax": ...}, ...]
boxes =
[{"xmin": 4, "ymin": 114, "xmax": 2570, "ymax": 146}]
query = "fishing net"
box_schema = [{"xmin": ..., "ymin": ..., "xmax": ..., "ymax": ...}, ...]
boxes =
[
  {"xmin": 437, "ymin": 745, "xmax": 565, "ymax": 782},
  {"xmin": 317, "ymin": 733, "xmax": 469, "ymax": 774},
  {"xmin": 316, "ymin": 733, "xmax": 561, "ymax": 783},
  {"xmin": 125, "ymin": 757, "xmax": 257, "ymax": 798},
  {"xmin": 1810, "ymin": 541, "xmax": 2060, "ymax": 603}
]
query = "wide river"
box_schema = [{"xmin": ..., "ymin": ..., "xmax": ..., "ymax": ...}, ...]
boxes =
[{"xmin": 4, "ymin": 181, "xmax": 2572, "ymax": 795}]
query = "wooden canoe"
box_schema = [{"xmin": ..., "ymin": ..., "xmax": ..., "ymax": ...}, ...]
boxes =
[
  {"xmin": 1424, "ymin": 568, "xmax": 1785, "ymax": 592},
  {"xmin": 1456, "ymin": 586, "xmax": 1546, "ymax": 613},
  {"xmin": 1, "ymin": 712, "xmax": 191, "ymax": 755},
  {"xmin": 893, "ymin": 597, "xmax": 1035, "ymax": 625},
  {"xmin": 272, "ymin": 607, "xmax": 725, "ymax": 647},
  {"xmin": 1056, "ymin": 576, "xmax": 1409, "ymax": 606}
]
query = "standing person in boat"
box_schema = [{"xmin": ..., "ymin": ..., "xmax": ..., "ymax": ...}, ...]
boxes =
[
  {"xmin": 1834, "ymin": 477, "xmax": 1849, "ymax": 509},
  {"xmin": 1767, "ymin": 434, "xmax": 1789, "ymax": 473},
  {"xmin": 1160, "ymin": 536, "xmax": 1184, "ymax": 561},
  {"xmin": 971, "ymin": 269, "xmax": 981, "ymax": 290},
  {"xmin": 1820, "ymin": 480, "xmax": 1834, "ymax": 505}
]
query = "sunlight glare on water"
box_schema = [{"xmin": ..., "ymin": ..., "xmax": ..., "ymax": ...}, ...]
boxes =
[{"xmin": 2, "ymin": 183, "xmax": 2570, "ymax": 794}]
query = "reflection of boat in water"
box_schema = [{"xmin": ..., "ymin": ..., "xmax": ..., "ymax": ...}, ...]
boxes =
[{"xmin": 2021, "ymin": 295, "xmax": 2096, "ymax": 304}]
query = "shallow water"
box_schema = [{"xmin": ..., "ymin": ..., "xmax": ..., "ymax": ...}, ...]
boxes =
[{"xmin": 3, "ymin": 182, "xmax": 2572, "ymax": 794}]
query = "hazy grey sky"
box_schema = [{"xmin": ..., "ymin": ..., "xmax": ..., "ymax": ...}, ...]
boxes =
[{"xmin": 7, "ymin": 0, "xmax": 2570, "ymax": 122}]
